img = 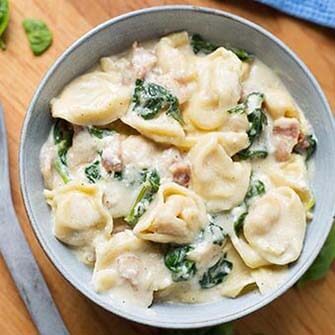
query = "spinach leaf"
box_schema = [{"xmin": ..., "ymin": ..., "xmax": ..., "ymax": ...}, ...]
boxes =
[
  {"xmin": 164, "ymin": 245, "xmax": 197, "ymax": 282},
  {"xmin": 191, "ymin": 34, "xmax": 218, "ymax": 55},
  {"xmin": 125, "ymin": 169, "xmax": 160, "ymax": 226},
  {"xmin": 88, "ymin": 126, "xmax": 115, "ymax": 139},
  {"xmin": 233, "ymin": 92, "xmax": 268, "ymax": 161},
  {"xmin": 85, "ymin": 160, "xmax": 101, "ymax": 184},
  {"xmin": 297, "ymin": 224, "xmax": 335, "ymax": 287},
  {"xmin": 199, "ymin": 256, "xmax": 233, "ymax": 289},
  {"xmin": 190, "ymin": 34, "xmax": 253, "ymax": 62},
  {"xmin": 227, "ymin": 103, "xmax": 245, "ymax": 114},
  {"xmin": 245, "ymin": 179, "xmax": 266, "ymax": 202},
  {"xmin": 132, "ymin": 79, "xmax": 183, "ymax": 124},
  {"xmin": 53, "ymin": 119, "xmax": 73, "ymax": 183},
  {"xmin": 0, "ymin": 0, "xmax": 9, "ymax": 50},
  {"xmin": 234, "ymin": 211, "xmax": 248, "ymax": 236},
  {"xmin": 206, "ymin": 215, "xmax": 226, "ymax": 246},
  {"xmin": 22, "ymin": 19, "xmax": 52, "ymax": 55},
  {"xmin": 113, "ymin": 170, "xmax": 123, "ymax": 180},
  {"xmin": 235, "ymin": 149, "xmax": 268, "ymax": 161},
  {"xmin": 293, "ymin": 134, "xmax": 317, "ymax": 161},
  {"xmin": 163, "ymin": 323, "xmax": 233, "ymax": 335},
  {"xmin": 234, "ymin": 179, "xmax": 265, "ymax": 235}
]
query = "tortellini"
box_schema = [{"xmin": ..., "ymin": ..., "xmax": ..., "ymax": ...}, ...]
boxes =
[
  {"xmin": 93, "ymin": 230, "xmax": 171, "ymax": 307},
  {"xmin": 44, "ymin": 182, "xmax": 113, "ymax": 252},
  {"xmin": 184, "ymin": 48, "xmax": 243, "ymax": 131},
  {"xmin": 134, "ymin": 183, "xmax": 207, "ymax": 244},
  {"xmin": 219, "ymin": 242, "xmax": 256, "ymax": 298},
  {"xmin": 189, "ymin": 133, "xmax": 251, "ymax": 211},
  {"xmin": 51, "ymin": 72, "xmax": 131, "ymax": 126},
  {"xmin": 244, "ymin": 187, "xmax": 306, "ymax": 265},
  {"xmin": 267, "ymin": 154, "xmax": 313, "ymax": 207},
  {"xmin": 121, "ymin": 112, "xmax": 186, "ymax": 147}
]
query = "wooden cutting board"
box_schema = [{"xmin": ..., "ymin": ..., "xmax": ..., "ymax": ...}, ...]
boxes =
[{"xmin": 0, "ymin": 0, "xmax": 334, "ymax": 334}]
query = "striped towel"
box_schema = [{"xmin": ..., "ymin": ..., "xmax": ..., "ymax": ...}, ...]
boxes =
[{"xmin": 256, "ymin": 0, "xmax": 335, "ymax": 28}]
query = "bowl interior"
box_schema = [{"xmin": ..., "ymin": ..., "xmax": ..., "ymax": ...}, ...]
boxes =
[{"xmin": 20, "ymin": 6, "xmax": 335, "ymax": 328}]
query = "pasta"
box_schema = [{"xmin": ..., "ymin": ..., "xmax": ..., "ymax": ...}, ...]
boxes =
[
  {"xmin": 189, "ymin": 133, "xmax": 251, "ymax": 211},
  {"xmin": 40, "ymin": 31, "xmax": 316, "ymax": 307},
  {"xmin": 134, "ymin": 182, "xmax": 207, "ymax": 244}
]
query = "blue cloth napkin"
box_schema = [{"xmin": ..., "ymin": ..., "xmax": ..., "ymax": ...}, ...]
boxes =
[{"xmin": 256, "ymin": 0, "xmax": 335, "ymax": 28}]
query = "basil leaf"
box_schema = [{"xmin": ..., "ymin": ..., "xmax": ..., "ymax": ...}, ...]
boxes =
[
  {"xmin": 85, "ymin": 160, "xmax": 101, "ymax": 184},
  {"xmin": 125, "ymin": 169, "xmax": 160, "ymax": 226},
  {"xmin": 199, "ymin": 256, "xmax": 233, "ymax": 289},
  {"xmin": 22, "ymin": 18, "xmax": 52, "ymax": 55},
  {"xmin": 0, "ymin": 0, "xmax": 9, "ymax": 50},
  {"xmin": 297, "ymin": 224, "xmax": 335, "ymax": 286},
  {"xmin": 132, "ymin": 79, "xmax": 184, "ymax": 124},
  {"xmin": 53, "ymin": 119, "xmax": 73, "ymax": 183},
  {"xmin": 164, "ymin": 245, "xmax": 197, "ymax": 282},
  {"xmin": 191, "ymin": 34, "xmax": 253, "ymax": 62}
]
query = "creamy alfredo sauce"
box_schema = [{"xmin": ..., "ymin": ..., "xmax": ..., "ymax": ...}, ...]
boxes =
[{"xmin": 40, "ymin": 32, "xmax": 316, "ymax": 307}]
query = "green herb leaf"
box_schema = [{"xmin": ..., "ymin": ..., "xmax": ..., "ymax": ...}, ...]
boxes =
[
  {"xmin": 88, "ymin": 126, "xmax": 115, "ymax": 139},
  {"xmin": 199, "ymin": 256, "xmax": 233, "ymax": 289},
  {"xmin": 227, "ymin": 103, "xmax": 245, "ymax": 114},
  {"xmin": 206, "ymin": 215, "xmax": 226, "ymax": 246},
  {"xmin": 234, "ymin": 179, "xmax": 266, "ymax": 235},
  {"xmin": 85, "ymin": 160, "xmax": 101, "ymax": 184},
  {"xmin": 293, "ymin": 134, "xmax": 317, "ymax": 161},
  {"xmin": 191, "ymin": 34, "xmax": 252, "ymax": 62},
  {"xmin": 22, "ymin": 18, "xmax": 52, "ymax": 56},
  {"xmin": 125, "ymin": 169, "xmax": 160, "ymax": 226},
  {"xmin": 297, "ymin": 224, "xmax": 335, "ymax": 286},
  {"xmin": 163, "ymin": 322, "xmax": 233, "ymax": 335},
  {"xmin": 191, "ymin": 34, "xmax": 218, "ymax": 55},
  {"xmin": 234, "ymin": 211, "xmax": 248, "ymax": 236},
  {"xmin": 132, "ymin": 79, "xmax": 184, "ymax": 124},
  {"xmin": 234, "ymin": 149, "xmax": 268, "ymax": 161},
  {"xmin": 245, "ymin": 179, "xmax": 266, "ymax": 202},
  {"xmin": 0, "ymin": 0, "xmax": 9, "ymax": 50},
  {"xmin": 53, "ymin": 119, "xmax": 73, "ymax": 183},
  {"xmin": 234, "ymin": 92, "xmax": 268, "ymax": 161},
  {"xmin": 164, "ymin": 245, "xmax": 197, "ymax": 282}
]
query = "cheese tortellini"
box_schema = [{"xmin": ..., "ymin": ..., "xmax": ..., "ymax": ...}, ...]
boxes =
[
  {"xmin": 44, "ymin": 182, "xmax": 113, "ymax": 256},
  {"xmin": 51, "ymin": 72, "xmax": 131, "ymax": 126},
  {"xmin": 41, "ymin": 31, "xmax": 316, "ymax": 308},
  {"xmin": 244, "ymin": 187, "xmax": 306, "ymax": 265},
  {"xmin": 189, "ymin": 133, "xmax": 251, "ymax": 211},
  {"xmin": 93, "ymin": 230, "xmax": 172, "ymax": 307},
  {"xmin": 134, "ymin": 183, "xmax": 207, "ymax": 244}
]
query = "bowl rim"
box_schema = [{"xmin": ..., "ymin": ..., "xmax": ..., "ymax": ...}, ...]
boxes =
[{"xmin": 19, "ymin": 4, "xmax": 335, "ymax": 329}]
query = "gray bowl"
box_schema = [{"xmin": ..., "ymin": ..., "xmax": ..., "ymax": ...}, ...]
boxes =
[{"xmin": 20, "ymin": 5, "xmax": 335, "ymax": 329}]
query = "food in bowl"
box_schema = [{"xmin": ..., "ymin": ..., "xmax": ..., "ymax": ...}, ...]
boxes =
[{"xmin": 40, "ymin": 31, "xmax": 316, "ymax": 307}]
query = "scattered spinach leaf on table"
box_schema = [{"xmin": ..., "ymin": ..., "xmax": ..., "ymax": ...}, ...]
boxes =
[
  {"xmin": 23, "ymin": 18, "xmax": 52, "ymax": 55},
  {"xmin": 297, "ymin": 224, "xmax": 335, "ymax": 286},
  {"xmin": 0, "ymin": 0, "xmax": 9, "ymax": 50}
]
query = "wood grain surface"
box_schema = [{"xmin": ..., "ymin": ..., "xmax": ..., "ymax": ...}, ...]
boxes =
[{"xmin": 0, "ymin": 1, "xmax": 334, "ymax": 334}]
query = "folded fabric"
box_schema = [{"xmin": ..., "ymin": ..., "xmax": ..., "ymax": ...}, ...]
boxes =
[{"xmin": 256, "ymin": 0, "xmax": 335, "ymax": 28}]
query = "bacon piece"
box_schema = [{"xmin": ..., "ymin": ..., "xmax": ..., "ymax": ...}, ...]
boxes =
[
  {"xmin": 272, "ymin": 117, "xmax": 300, "ymax": 161},
  {"xmin": 170, "ymin": 162, "xmax": 191, "ymax": 187}
]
